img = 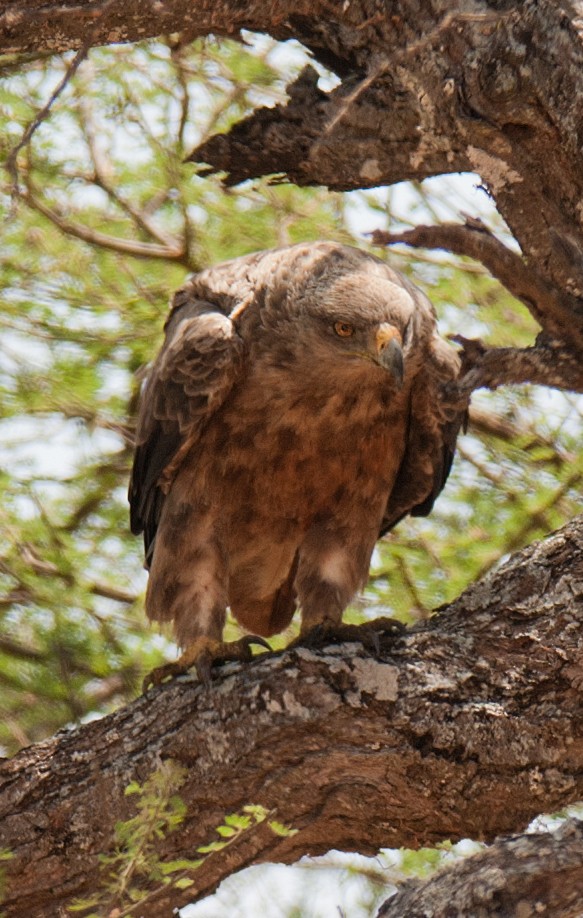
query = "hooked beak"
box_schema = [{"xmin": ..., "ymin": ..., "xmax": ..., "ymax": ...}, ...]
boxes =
[{"xmin": 375, "ymin": 325, "xmax": 404, "ymax": 386}]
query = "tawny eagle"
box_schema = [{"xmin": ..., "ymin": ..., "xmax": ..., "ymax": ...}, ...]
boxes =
[{"xmin": 129, "ymin": 242, "xmax": 464, "ymax": 685}]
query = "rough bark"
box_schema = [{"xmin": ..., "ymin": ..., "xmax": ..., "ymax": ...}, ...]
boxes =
[
  {"xmin": 1, "ymin": 515, "xmax": 583, "ymax": 917},
  {"xmin": 378, "ymin": 819, "xmax": 583, "ymax": 918}
]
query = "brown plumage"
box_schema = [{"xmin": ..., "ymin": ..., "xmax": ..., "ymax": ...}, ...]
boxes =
[{"xmin": 129, "ymin": 242, "xmax": 464, "ymax": 683}]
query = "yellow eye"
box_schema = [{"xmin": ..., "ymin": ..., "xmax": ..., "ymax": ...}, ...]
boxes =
[{"xmin": 334, "ymin": 321, "xmax": 355, "ymax": 338}]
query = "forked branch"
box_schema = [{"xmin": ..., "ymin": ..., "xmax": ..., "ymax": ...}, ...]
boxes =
[{"xmin": 452, "ymin": 338, "xmax": 583, "ymax": 397}]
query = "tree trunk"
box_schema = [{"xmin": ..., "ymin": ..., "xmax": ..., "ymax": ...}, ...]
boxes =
[{"xmin": 2, "ymin": 516, "xmax": 583, "ymax": 916}]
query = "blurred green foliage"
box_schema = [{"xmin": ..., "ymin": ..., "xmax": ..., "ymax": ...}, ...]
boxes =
[{"xmin": 0, "ymin": 34, "xmax": 581, "ymax": 773}]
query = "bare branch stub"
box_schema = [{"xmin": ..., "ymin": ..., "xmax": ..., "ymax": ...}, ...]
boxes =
[
  {"xmin": 189, "ymin": 64, "xmax": 471, "ymax": 191},
  {"xmin": 453, "ymin": 340, "xmax": 583, "ymax": 397}
]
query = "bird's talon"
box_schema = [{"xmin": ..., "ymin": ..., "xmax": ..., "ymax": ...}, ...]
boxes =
[
  {"xmin": 243, "ymin": 635, "xmax": 272, "ymax": 653},
  {"xmin": 142, "ymin": 661, "xmax": 183, "ymax": 693},
  {"xmin": 291, "ymin": 617, "xmax": 405, "ymax": 653},
  {"xmin": 195, "ymin": 650, "xmax": 214, "ymax": 688},
  {"xmin": 141, "ymin": 634, "xmax": 272, "ymax": 693}
]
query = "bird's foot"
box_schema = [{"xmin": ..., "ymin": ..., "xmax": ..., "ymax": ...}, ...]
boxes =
[
  {"xmin": 142, "ymin": 634, "xmax": 271, "ymax": 692},
  {"xmin": 290, "ymin": 616, "xmax": 406, "ymax": 654}
]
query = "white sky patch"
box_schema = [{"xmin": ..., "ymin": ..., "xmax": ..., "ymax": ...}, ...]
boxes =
[
  {"xmin": 344, "ymin": 172, "xmax": 513, "ymax": 241},
  {"xmin": 0, "ymin": 416, "xmax": 123, "ymax": 479}
]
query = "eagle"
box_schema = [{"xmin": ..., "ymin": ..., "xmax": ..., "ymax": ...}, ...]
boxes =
[{"xmin": 129, "ymin": 242, "xmax": 464, "ymax": 687}]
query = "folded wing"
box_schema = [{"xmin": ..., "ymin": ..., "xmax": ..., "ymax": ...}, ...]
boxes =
[{"xmin": 128, "ymin": 291, "xmax": 245, "ymax": 565}]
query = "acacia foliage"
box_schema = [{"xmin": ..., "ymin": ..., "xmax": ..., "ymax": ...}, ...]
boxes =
[{"xmin": 0, "ymin": 35, "xmax": 581, "ymax": 758}]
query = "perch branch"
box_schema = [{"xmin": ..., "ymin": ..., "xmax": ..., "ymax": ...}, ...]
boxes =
[{"xmin": 2, "ymin": 516, "xmax": 583, "ymax": 916}]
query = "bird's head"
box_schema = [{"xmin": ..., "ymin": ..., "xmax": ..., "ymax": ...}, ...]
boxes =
[
  {"xmin": 295, "ymin": 271, "xmax": 421, "ymax": 388},
  {"xmin": 319, "ymin": 315, "xmax": 405, "ymax": 386}
]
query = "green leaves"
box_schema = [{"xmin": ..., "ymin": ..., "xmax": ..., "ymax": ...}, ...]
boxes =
[
  {"xmin": 68, "ymin": 761, "xmax": 192, "ymax": 915},
  {"xmin": 195, "ymin": 803, "xmax": 295, "ymax": 853},
  {"xmin": 66, "ymin": 762, "xmax": 297, "ymax": 916}
]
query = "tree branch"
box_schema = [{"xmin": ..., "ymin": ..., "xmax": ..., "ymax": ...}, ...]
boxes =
[
  {"xmin": 378, "ymin": 819, "xmax": 583, "ymax": 917},
  {"xmin": 454, "ymin": 339, "xmax": 583, "ymax": 397},
  {"xmin": 2, "ymin": 515, "xmax": 583, "ymax": 916},
  {"xmin": 189, "ymin": 64, "xmax": 470, "ymax": 191},
  {"xmin": 467, "ymin": 404, "xmax": 575, "ymax": 466},
  {"xmin": 76, "ymin": 69, "xmax": 186, "ymax": 253},
  {"xmin": 0, "ymin": 0, "xmax": 317, "ymax": 55},
  {"xmin": 5, "ymin": 2, "xmax": 583, "ymax": 327},
  {"xmin": 18, "ymin": 186, "xmax": 187, "ymax": 261},
  {"xmin": 5, "ymin": 45, "xmax": 89, "ymax": 191}
]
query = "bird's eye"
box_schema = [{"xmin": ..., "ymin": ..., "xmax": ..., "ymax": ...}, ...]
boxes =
[{"xmin": 334, "ymin": 321, "xmax": 355, "ymax": 338}]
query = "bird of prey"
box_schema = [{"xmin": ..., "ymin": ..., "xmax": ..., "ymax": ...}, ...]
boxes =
[{"xmin": 129, "ymin": 242, "xmax": 464, "ymax": 686}]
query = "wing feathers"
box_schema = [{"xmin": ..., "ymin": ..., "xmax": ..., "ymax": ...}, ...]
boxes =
[
  {"xmin": 128, "ymin": 296, "xmax": 244, "ymax": 562},
  {"xmin": 129, "ymin": 242, "xmax": 465, "ymax": 571},
  {"xmin": 381, "ymin": 337, "xmax": 465, "ymax": 534}
]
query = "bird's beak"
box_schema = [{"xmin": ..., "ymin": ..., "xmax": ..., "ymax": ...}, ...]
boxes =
[{"xmin": 375, "ymin": 324, "xmax": 404, "ymax": 386}]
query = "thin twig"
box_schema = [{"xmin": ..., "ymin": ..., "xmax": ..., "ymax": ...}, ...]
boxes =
[
  {"xmin": 468, "ymin": 405, "xmax": 574, "ymax": 466},
  {"xmin": 76, "ymin": 74, "xmax": 184, "ymax": 251},
  {"xmin": 19, "ymin": 185, "xmax": 186, "ymax": 261},
  {"xmin": 4, "ymin": 0, "xmax": 120, "ymax": 193},
  {"xmin": 5, "ymin": 46, "xmax": 89, "ymax": 193}
]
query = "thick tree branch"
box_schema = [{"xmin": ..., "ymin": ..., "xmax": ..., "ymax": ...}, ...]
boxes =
[
  {"xmin": 0, "ymin": 0, "xmax": 326, "ymax": 56},
  {"xmin": 442, "ymin": 340, "xmax": 583, "ymax": 401},
  {"xmin": 2, "ymin": 515, "xmax": 583, "ymax": 916},
  {"xmin": 378, "ymin": 819, "xmax": 583, "ymax": 918},
  {"xmin": 453, "ymin": 339, "xmax": 583, "ymax": 397}
]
